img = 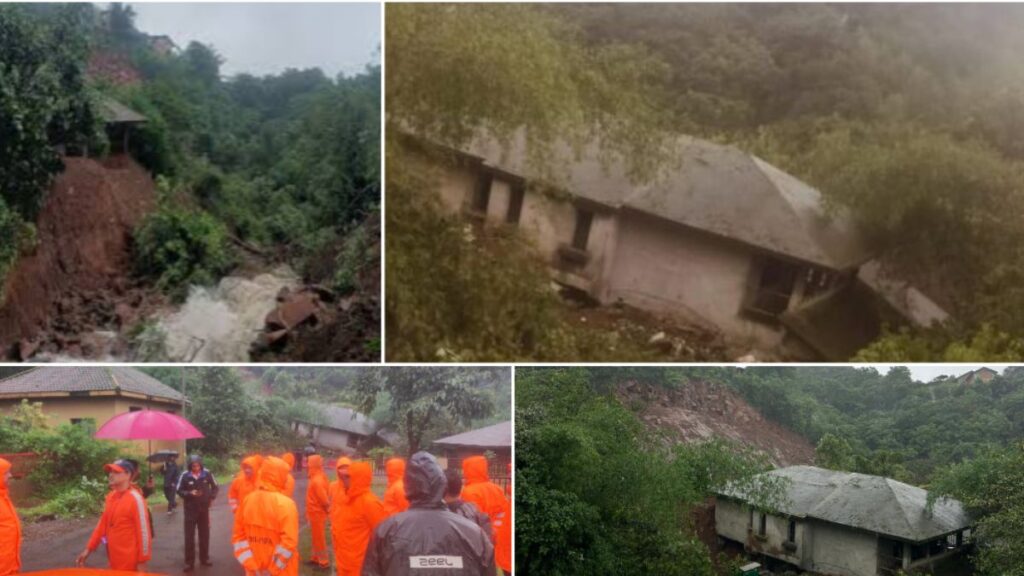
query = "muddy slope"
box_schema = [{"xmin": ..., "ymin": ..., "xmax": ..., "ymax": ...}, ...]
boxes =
[
  {"xmin": 616, "ymin": 379, "xmax": 815, "ymax": 466},
  {"xmin": 0, "ymin": 155, "xmax": 157, "ymax": 357}
]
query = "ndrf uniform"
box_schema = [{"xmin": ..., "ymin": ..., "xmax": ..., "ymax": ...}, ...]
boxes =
[{"xmin": 232, "ymin": 456, "xmax": 300, "ymax": 576}]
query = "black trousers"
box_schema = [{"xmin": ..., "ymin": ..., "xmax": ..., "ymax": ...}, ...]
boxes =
[
  {"xmin": 184, "ymin": 506, "xmax": 211, "ymax": 566},
  {"xmin": 164, "ymin": 485, "xmax": 177, "ymax": 510}
]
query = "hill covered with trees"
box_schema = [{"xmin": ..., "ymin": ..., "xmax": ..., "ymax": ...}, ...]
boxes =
[{"xmin": 0, "ymin": 3, "xmax": 379, "ymax": 360}]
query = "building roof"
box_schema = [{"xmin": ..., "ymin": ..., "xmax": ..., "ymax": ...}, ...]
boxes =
[
  {"xmin": 0, "ymin": 367, "xmax": 184, "ymax": 403},
  {"xmin": 717, "ymin": 466, "xmax": 971, "ymax": 543},
  {"xmin": 314, "ymin": 405, "xmax": 379, "ymax": 437},
  {"xmin": 433, "ymin": 421, "xmax": 512, "ymax": 450},
  {"xmin": 99, "ymin": 96, "xmax": 146, "ymax": 124},
  {"xmin": 464, "ymin": 133, "xmax": 872, "ymax": 270}
]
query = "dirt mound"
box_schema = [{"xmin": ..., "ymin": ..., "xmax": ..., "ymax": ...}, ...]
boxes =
[
  {"xmin": 0, "ymin": 155, "xmax": 158, "ymax": 358},
  {"xmin": 87, "ymin": 51, "xmax": 142, "ymax": 86},
  {"xmin": 616, "ymin": 379, "xmax": 814, "ymax": 466}
]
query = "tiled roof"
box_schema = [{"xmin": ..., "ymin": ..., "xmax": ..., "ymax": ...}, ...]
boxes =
[
  {"xmin": 433, "ymin": 421, "xmax": 511, "ymax": 449},
  {"xmin": 0, "ymin": 367, "xmax": 184, "ymax": 402}
]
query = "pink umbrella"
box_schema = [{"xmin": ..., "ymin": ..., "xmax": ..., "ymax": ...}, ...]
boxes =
[{"xmin": 95, "ymin": 410, "xmax": 204, "ymax": 441}]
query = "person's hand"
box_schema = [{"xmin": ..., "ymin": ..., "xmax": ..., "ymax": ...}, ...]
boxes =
[
  {"xmin": 76, "ymin": 548, "xmax": 90, "ymax": 567},
  {"xmin": 192, "ymin": 489, "xmax": 200, "ymax": 496}
]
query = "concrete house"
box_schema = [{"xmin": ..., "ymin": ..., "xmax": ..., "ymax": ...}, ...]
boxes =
[
  {"xmin": 956, "ymin": 367, "xmax": 998, "ymax": 385},
  {"xmin": 715, "ymin": 466, "xmax": 972, "ymax": 576},
  {"xmin": 420, "ymin": 133, "xmax": 947, "ymax": 359},
  {"xmin": 291, "ymin": 405, "xmax": 394, "ymax": 455},
  {"xmin": 0, "ymin": 366, "xmax": 188, "ymax": 457},
  {"xmin": 433, "ymin": 420, "xmax": 512, "ymax": 472}
]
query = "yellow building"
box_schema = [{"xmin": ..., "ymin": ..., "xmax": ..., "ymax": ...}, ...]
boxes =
[{"xmin": 0, "ymin": 366, "xmax": 189, "ymax": 459}]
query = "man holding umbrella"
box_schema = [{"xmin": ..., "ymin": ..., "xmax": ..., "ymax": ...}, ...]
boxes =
[{"xmin": 176, "ymin": 454, "xmax": 219, "ymax": 572}]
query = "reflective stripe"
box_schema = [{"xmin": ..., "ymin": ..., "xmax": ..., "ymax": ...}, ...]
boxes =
[
  {"xmin": 236, "ymin": 550, "xmax": 253, "ymax": 565},
  {"xmin": 494, "ymin": 520, "xmax": 503, "ymax": 527},
  {"xmin": 275, "ymin": 558, "xmax": 287, "ymax": 569},
  {"xmin": 233, "ymin": 540, "xmax": 250, "ymax": 552},
  {"xmin": 128, "ymin": 490, "xmax": 150, "ymax": 557},
  {"xmin": 274, "ymin": 545, "xmax": 293, "ymax": 559}
]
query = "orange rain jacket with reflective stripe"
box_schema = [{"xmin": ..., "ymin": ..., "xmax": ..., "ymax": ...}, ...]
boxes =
[
  {"xmin": 87, "ymin": 484, "xmax": 153, "ymax": 570},
  {"xmin": 332, "ymin": 461, "xmax": 387, "ymax": 576},
  {"xmin": 232, "ymin": 456, "xmax": 299, "ymax": 576},
  {"xmin": 0, "ymin": 458, "xmax": 21, "ymax": 576},
  {"xmin": 305, "ymin": 455, "xmax": 331, "ymax": 565},
  {"xmin": 280, "ymin": 453, "xmax": 296, "ymax": 498},
  {"xmin": 461, "ymin": 456, "xmax": 511, "ymax": 572},
  {"xmin": 382, "ymin": 458, "xmax": 409, "ymax": 516},
  {"xmin": 229, "ymin": 455, "xmax": 263, "ymax": 513}
]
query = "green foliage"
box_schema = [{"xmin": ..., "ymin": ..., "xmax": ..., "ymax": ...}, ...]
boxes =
[
  {"xmin": 932, "ymin": 443, "xmax": 1024, "ymax": 575},
  {"xmin": 0, "ymin": 198, "xmax": 36, "ymax": 294},
  {"xmin": 133, "ymin": 185, "xmax": 234, "ymax": 300},
  {"xmin": 22, "ymin": 476, "xmax": 108, "ymax": 520},
  {"xmin": 516, "ymin": 367, "xmax": 780, "ymax": 575},
  {"xmin": 332, "ymin": 221, "xmax": 372, "ymax": 295}
]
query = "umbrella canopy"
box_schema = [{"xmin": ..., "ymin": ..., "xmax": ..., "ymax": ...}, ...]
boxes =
[
  {"xmin": 95, "ymin": 410, "xmax": 204, "ymax": 441},
  {"xmin": 146, "ymin": 449, "xmax": 180, "ymax": 463}
]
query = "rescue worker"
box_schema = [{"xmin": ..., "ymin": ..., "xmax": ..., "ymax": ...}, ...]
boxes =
[
  {"xmin": 232, "ymin": 456, "xmax": 299, "ymax": 576},
  {"xmin": 461, "ymin": 456, "xmax": 511, "ymax": 575},
  {"xmin": 443, "ymin": 469, "xmax": 491, "ymax": 539},
  {"xmin": 305, "ymin": 454, "xmax": 331, "ymax": 569},
  {"xmin": 329, "ymin": 457, "xmax": 352, "ymax": 507},
  {"xmin": 228, "ymin": 455, "xmax": 264, "ymax": 514},
  {"xmin": 331, "ymin": 461, "xmax": 386, "ymax": 575},
  {"xmin": 76, "ymin": 459, "xmax": 153, "ymax": 571},
  {"xmin": 0, "ymin": 458, "xmax": 22, "ymax": 576},
  {"xmin": 363, "ymin": 452, "xmax": 495, "ymax": 576},
  {"xmin": 281, "ymin": 452, "xmax": 297, "ymax": 498},
  {"xmin": 163, "ymin": 454, "xmax": 180, "ymax": 514},
  {"xmin": 382, "ymin": 458, "xmax": 409, "ymax": 515},
  {"xmin": 176, "ymin": 454, "xmax": 219, "ymax": 571}
]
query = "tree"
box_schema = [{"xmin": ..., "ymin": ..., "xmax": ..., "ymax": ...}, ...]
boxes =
[
  {"xmin": 815, "ymin": 433, "xmax": 857, "ymax": 471},
  {"xmin": 353, "ymin": 367, "xmax": 500, "ymax": 454}
]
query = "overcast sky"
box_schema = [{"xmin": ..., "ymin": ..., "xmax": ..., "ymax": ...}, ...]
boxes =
[
  {"xmin": 852, "ymin": 364, "xmax": 994, "ymax": 382},
  {"xmin": 127, "ymin": 3, "xmax": 380, "ymax": 78}
]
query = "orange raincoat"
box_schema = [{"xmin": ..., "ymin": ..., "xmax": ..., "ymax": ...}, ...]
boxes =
[
  {"xmin": 0, "ymin": 458, "xmax": 21, "ymax": 576},
  {"xmin": 86, "ymin": 483, "xmax": 153, "ymax": 571},
  {"xmin": 232, "ymin": 456, "xmax": 299, "ymax": 576},
  {"xmin": 305, "ymin": 455, "xmax": 331, "ymax": 567},
  {"xmin": 331, "ymin": 461, "xmax": 387, "ymax": 576},
  {"xmin": 280, "ymin": 453, "xmax": 296, "ymax": 498},
  {"xmin": 462, "ymin": 456, "xmax": 511, "ymax": 573},
  {"xmin": 382, "ymin": 458, "xmax": 409, "ymax": 515},
  {"xmin": 228, "ymin": 455, "xmax": 264, "ymax": 514},
  {"xmin": 329, "ymin": 457, "xmax": 352, "ymax": 510}
]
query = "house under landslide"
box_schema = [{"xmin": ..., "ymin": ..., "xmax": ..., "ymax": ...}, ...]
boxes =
[{"xmin": 413, "ymin": 132, "xmax": 949, "ymax": 359}]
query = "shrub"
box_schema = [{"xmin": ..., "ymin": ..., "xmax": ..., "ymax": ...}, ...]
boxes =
[
  {"xmin": 0, "ymin": 198, "xmax": 36, "ymax": 297},
  {"xmin": 134, "ymin": 197, "xmax": 234, "ymax": 300},
  {"xmin": 23, "ymin": 476, "xmax": 108, "ymax": 520},
  {"xmin": 23, "ymin": 423, "xmax": 124, "ymax": 497},
  {"xmin": 332, "ymin": 223, "xmax": 372, "ymax": 295}
]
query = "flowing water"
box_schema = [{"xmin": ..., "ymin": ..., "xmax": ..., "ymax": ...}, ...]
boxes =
[{"xmin": 155, "ymin": 265, "xmax": 298, "ymax": 362}]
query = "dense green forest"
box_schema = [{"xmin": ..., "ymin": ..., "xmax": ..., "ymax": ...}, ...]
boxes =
[
  {"xmin": 520, "ymin": 366, "xmax": 1024, "ymax": 575},
  {"xmin": 1, "ymin": 4, "xmax": 379, "ymax": 353},
  {"xmin": 387, "ymin": 3, "xmax": 1024, "ymax": 360}
]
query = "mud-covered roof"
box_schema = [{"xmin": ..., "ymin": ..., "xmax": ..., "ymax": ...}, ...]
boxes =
[
  {"xmin": 0, "ymin": 367, "xmax": 184, "ymax": 403},
  {"xmin": 99, "ymin": 96, "xmax": 147, "ymax": 124},
  {"xmin": 717, "ymin": 465, "xmax": 971, "ymax": 542},
  {"xmin": 433, "ymin": 421, "xmax": 511, "ymax": 449},
  {"xmin": 463, "ymin": 133, "xmax": 871, "ymax": 270}
]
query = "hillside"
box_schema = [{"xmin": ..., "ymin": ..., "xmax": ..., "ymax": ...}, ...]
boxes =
[{"xmin": 616, "ymin": 379, "xmax": 814, "ymax": 466}]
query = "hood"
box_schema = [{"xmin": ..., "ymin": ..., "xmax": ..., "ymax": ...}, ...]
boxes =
[
  {"xmin": 405, "ymin": 452, "xmax": 446, "ymax": 509},
  {"xmin": 348, "ymin": 461, "xmax": 373, "ymax": 498},
  {"xmin": 308, "ymin": 454, "xmax": 324, "ymax": 477},
  {"xmin": 241, "ymin": 455, "xmax": 263, "ymax": 474},
  {"xmin": 259, "ymin": 457, "xmax": 290, "ymax": 492},
  {"xmin": 385, "ymin": 458, "xmax": 406, "ymax": 485},
  {"xmin": 0, "ymin": 458, "xmax": 10, "ymax": 492},
  {"xmin": 281, "ymin": 452, "xmax": 295, "ymax": 469},
  {"xmin": 462, "ymin": 455, "xmax": 490, "ymax": 485}
]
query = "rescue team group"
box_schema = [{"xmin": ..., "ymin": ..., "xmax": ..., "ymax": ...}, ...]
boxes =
[{"xmin": 0, "ymin": 450, "xmax": 512, "ymax": 575}]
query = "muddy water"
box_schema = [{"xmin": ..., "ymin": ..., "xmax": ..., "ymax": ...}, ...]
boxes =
[{"xmin": 156, "ymin": 265, "xmax": 298, "ymax": 362}]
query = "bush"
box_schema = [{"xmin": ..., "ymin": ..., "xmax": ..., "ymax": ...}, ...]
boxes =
[
  {"xmin": 133, "ymin": 191, "xmax": 234, "ymax": 300},
  {"xmin": 23, "ymin": 476, "xmax": 108, "ymax": 520},
  {"xmin": 0, "ymin": 198, "xmax": 36, "ymax": 297},
  {"xmin": 332, "ymin": 223, "xmax": 372, "ymax": 295},
  {"xmin": 24, "ymin": 423, "xmax": 125, "ymax": 497}
]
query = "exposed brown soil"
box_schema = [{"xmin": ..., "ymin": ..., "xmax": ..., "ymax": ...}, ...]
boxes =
[
  {"xmin": 0, "ymin": 155, "xmax": 160, "ymax": 359},
  {"xmin": 616, "ymin": 379, "xmax": 815, "ymax": 466},
  {"xmin": 87, "ymin": 51, "xmax": 142, "ymax": 86}
]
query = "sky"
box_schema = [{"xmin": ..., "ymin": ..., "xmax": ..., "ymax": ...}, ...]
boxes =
[
  {"xmin": 127, "ymin": 3, "xmax": 380, "ymax": 77},
  {"xmin": 862, "ymin": 364, "xmax": 994, "ymax": 382}
]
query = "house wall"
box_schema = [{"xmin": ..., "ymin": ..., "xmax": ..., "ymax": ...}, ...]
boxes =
[
  {"xmin": 717, "ymin": 501, "xmax": 808, "ymax": 568},
  {"xmin": 0, "ymin": 395, "xmax": 186, "ymax": 460},
  {"xmin": 608, "ymin": 213, "xmax": 784, "ymax": 349},
  {"xmin": 807, "ymin": 521, "xmax": 878, "ymax": 576},
  {"xmin": 715, "ymin": 499, "xmax": 750, "ymax": 543}
]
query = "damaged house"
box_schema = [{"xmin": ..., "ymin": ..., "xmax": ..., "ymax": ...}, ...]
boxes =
[
  {"xmin": 417, "ymin": 133, "xmax": 948, "ymax": 359},
  {"xmin": 715, "ymin": 466, "xmax": 972, "ymax": 576}
]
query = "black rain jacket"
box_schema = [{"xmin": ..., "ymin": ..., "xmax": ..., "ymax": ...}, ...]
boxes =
[
  {"xmin": 362, "ymin": 452, "xmax": 496, "ymax": 576},
  {"xmin": 176, "ymin": 467, "xmax": 219, "ymax": 511},
  {"xmin": 447, "ymin": 499, "xmax": 492, "ymax": 543}
]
